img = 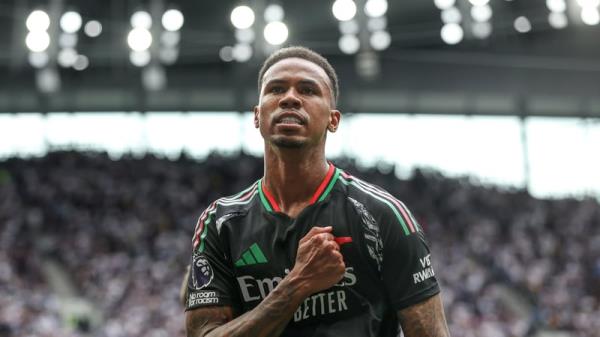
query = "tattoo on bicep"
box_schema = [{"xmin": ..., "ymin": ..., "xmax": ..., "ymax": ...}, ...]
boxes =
[{"xmin": 397, "ymin": 295, "xmax": 450, "ymax": 337}]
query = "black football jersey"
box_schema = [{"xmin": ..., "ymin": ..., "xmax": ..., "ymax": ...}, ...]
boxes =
[{"xmin": 186, "ymin": 164, "xmax": 439, "ymax": 336}]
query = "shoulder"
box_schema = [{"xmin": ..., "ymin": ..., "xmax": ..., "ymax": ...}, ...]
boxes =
[
  {"xmin": 336, "ymin": 168, "xmax": 420, "ymax": 236},
  {"xmin": 192, "ymin": 180, "xmax": 260, "ymax": 250}
]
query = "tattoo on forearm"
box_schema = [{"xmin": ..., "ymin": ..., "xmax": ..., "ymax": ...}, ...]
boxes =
[{"xmin": 397, "ymin": 294, "xmax": 451, "ymax": 337}]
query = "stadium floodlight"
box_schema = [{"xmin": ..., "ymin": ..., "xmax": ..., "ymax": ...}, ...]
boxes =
[
  {"xmin": 338, "ymin": 34, "xmax": 360, "ymax": 54},
  {"xmin": 59, "ymin": 33, "xmax": 77, "ymax": 48},
  {"xmin": 264, "ymin": 21, "xmax": 288, "ymax": 45},
  {"xmin": 159, "ymin": 48, "xmax": 179, "ymax": 65},
  {"xmin": 468, "ymin": 0, "xmax": 490, "ymax": 6},
  {"xmin": 57, "ymin": 48, "xmax": 78, "ymax": 67},
  {"xmin": 232, "ymin": 43, "xmax": 253, "ymax": 62},
  {"xmin": 514, "ymin": 16, "xmax": 532, "ymax": 33},
  {"xmin": 26, "ymin": 10, "xmax": 51, "ymax": 32},
  {"xmin": 365, "ymin": 0, "xmax": 388, "ymax": 18},
  {"xmin": 142, "ymin": 65, "xmax": 166, "ymax": 91},
  {"xmin": 440, "ymin": 23, "xmax": 463, "ymax": 44},
  {"xmin": 264, "ymin": 4, "xmax": 285, "ymax": 22},
  {"xmin": 84, "ymin": 20, "xmax": 102, "ymax": 37},
  {"xmin": 28, "ymin": 52, "xmax": 49, "ymax": 69},
  {"xmin": 131, "ymin": 11, "xmax": 152, "ymax": 29},
  {"xmin": 471, "ymin": 4, "xmax": 492, "ymax": 22},
  {"xmin": 130, "ymin": 50, "xmax": 151, "ymax": 67},
  {"xmin": 548, "ymin": 11, "xmax": 568, "ymax": 28},
  {"xmin": 161, "ymin": 31, "xmax": 180, "ymax": 47},
  {"xmin": 339, "ymin": 20, "xmax": 359, "ymax": 35},
  {"xmin": 581, "ymin": 7, "xmax": 600, "ymax": 25},
  {"xmin": 577, "ymin": 0, "xmax": 600, "ymax": 8},
  {"xmin": 441, "ymin": 7, "xmax": 462, "ymax": 24},
  {"xmin": 162, "ymin": 9, "xmax": 184, "ymax": 31},
  {"xmin": 73, "ymin": 55, "xmax": 89, "ymax": 71},
  {"xmin": 332, "ymin": 0, "xmax": 357, "ymax": 21},
  {"xmin": 231, "ymin": 5, "xmax": 255, "ymax": 29},
  {"xmin": 60, "ymin": 11, "xmax": 82, "ymax": 33},
  {"xmin": 36, "ymin": 67, "xmax": 60, "ymax": 93},
  {"xmin": 367, "ymin": 17, "xmax": 387, "ymax": 31},
  {"xmin": 235, "ymin": 28, "xmax": 256, "ymax": 43},
  {"xmin": 546, "ymin": 0, "xmax": 567, "ymax": 12},
  {"xmin": 219, "ymin": 46, "xmax": 234, "ymax": 62},
  {"xmin": 472, "ymin": 21, "xmax": 492, "ymax": 38},
  {"xmin": 127, "ymin": 28, "xmax": 153, "ymax": 51},
  {"xmin": 370, "ymin": 30, "xmax": 391, "ymax": 50},
  {"xmin": 434, "ymin": 0, "xmax": 456, "ymax": 10},
  {"xmin": 26, "ymin": 31, "xmax": 51, "ymax": 52}
]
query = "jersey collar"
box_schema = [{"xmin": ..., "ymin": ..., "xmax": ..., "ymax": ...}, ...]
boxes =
[{"xmin": 258, "ymin": 163, "xmax": 340, "ymax": 213}]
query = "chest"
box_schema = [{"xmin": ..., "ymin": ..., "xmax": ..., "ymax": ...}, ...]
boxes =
[{"xmin": 222, "ymin": 202, "xmax": 383, "ymax": 324}]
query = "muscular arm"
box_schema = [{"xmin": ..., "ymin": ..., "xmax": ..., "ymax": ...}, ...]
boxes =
[
  {"xmin": 186, "ymin": 275, "xmax": 306, "ymax": 337},
  {"xmin": 397, "ymin": 293, "xmax": 451, "ymax": 337}
]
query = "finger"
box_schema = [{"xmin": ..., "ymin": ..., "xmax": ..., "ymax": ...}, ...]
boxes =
[{"xmin": 300, "ymin": 226, "xmax": 332, "ymax": 243}]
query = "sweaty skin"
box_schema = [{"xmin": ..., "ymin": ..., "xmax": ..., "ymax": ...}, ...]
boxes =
[{"xmin": 185, "ymin": 57, "xmax": 450, "ymax": 337}]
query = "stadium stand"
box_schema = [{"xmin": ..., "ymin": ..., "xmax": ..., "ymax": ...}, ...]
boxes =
[{"xmin": 0, "ymin": 151, "xmax": 598, "ymax": 337}]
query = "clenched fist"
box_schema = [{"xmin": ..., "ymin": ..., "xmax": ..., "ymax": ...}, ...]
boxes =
[{"xmin": 289, "ymin": 226, "xmax": 346, "ymax": 297}]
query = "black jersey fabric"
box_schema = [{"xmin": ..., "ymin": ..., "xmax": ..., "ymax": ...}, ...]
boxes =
[{"xmin": 185, "ymin": 164, "xmax": 440, "ymax": 336}]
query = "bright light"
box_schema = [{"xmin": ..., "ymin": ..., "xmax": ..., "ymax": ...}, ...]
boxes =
[
  {"xmin": 130, "ymin": 50, "xmax": 151, "ymax": 67},
  {"xmin": 232, "ymin": 43, "xmax": 253, "ymax": 62},
  {"xmin": 264, "ymin": 21, "xmax": 289, "ymax": 45},
  {"xmin": 581, "ymin": 7, "xmax": 600, "ymax": 25},
  {"xmin": 367, "ymin": 17, "xmax": 387, "ymax": 31},
  {"xmin": 131, "ymin": 11, "xmax": 152, "ymax": 29},
  {"xmin": 264, "ymin": 4, "xmax": 285, "ymax": 22},
  {"xmin": 161, "ymin": 31, "xmax": 180, "ymax": 47},
  {"xmin": 332, "ymin": 0, "xmax": 357, "ymax": 21},
  {"xmin": 60, "ymin": 11, "xmax": 82, "ymax": 33},
  {"xmin": 28, "ymin": 52, "xmax": 49, "ymax": 69},
  {"xmin": 73, "ymin": 55, "xmax": 89, "ymax": 71},
  {"xmin": 339, "ymin": 20, "xmax": 360, "ymax": 34},
  {"xmin": 338, "ymin": 34, "xmax": 360, "ymax": 54},
  {"xmin": 441, "ymin": 7, "xmax": 462, "ymax": 24},
  {"xmin": 365, "ymin": 0, "xmax": 388, "ymax": 18},
  {"xmin": 434, "ymin": 0, "xmax": 456, "ymax": 10},
  {"xmin": 235, "ymin": 28, "xmax": 255, "ymax": 43},
  {"xmin": 162, "ymin": 9, "xmax": 184, "ymax": 31},
  {"xmin": 514, "ymin": 16, "xmax": 532, "ymax": 33},
  {"xmin": 468, "ymin": 0, "xmax": 490, "ymax": 6},
  {"xmin": 58, "ymin": 48, "xmax": 78, "ymax": 67},
  {"xmin": 577, "ymin": 0, "xmax": 600, "ymax": 7},
  {"xmin": 219, "ymin": 46, "xmax": 234, "ymax": 62},
  {"xmin": 59, "ymin": 33, "xmax": 77, "ymax": 48},
  {"xmin": 127, "ymin": 28, "xmax": 153, "ymax": 51},
  {"xmin": 471, "ymin": 4, "xmax": 493, "ymax": 22},
  {"xmin": 25, "ymin": 31, "xmax": 51, "ymax": 52},
  {"xmin": 36, "ymin": 68, "xmax": 60, "ymax": 93},
  {"xmin": 84, "ymin": 20, "xmax": 102, "ymax": 37},
  {"xmin": 26, "ymin": 10, "xmax": 50, "ymax": 32},
  {"xmin": 142, "ymin": 65, "xmax": 166, "ymax": 91},
  {"xmin": 230, "ymin": 5, "xmax": 255, "ymax": 29},
  {"xmin": 440, "ymin": 23, "xmax": 463, "ymax": 44},
  {"xmin": 472, "ymin": 21, "xmax": 492, "ymax": 38},
  {"xmin": 546, "ymin": 0, "xmax": 567, "ymax": 12},
  {"xmin": 548, "ymin": 11, "xmax": 568, "ymax": 28},
  {"xmin": 370, "ymin": 30, "xmax": 391, "ymax": 50}
]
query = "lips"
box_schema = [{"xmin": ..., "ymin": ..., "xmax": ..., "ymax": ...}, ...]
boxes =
[{"xmin": 274, "ymin": 111, "xmax": 306, "ymax": 125}]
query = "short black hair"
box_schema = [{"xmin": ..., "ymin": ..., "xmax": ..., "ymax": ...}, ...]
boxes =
[{"xmin": 257, "ymin": 46, "xmax": 339, "ymax": 105}]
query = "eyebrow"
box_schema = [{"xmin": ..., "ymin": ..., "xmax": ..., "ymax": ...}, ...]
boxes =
[{"xmin": 264, "ymin": 78, "xmax": 321, "ymax": 87}]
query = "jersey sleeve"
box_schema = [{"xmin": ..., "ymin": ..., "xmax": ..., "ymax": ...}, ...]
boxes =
[
  {"xmin": 378, "ymin": 201, "xmax": 440, "ymax": 311},
  {"xmin": 185, "ymin": 204, "xmax": 239, "ymax": 311}
]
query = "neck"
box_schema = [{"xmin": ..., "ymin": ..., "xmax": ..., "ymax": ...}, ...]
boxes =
[{"xmin": 262, "ymin": 145, "xmax": 330, "ymax": 217}]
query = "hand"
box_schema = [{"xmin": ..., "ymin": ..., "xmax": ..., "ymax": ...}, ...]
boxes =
[{"xmin": 289, "ymin": 226, "xmax": 346, "ymax": 296}]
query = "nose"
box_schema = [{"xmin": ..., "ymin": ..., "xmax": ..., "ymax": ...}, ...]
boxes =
[{"xmin": 278, "ymin": 88, "xmax": 301, "ymax": 110}]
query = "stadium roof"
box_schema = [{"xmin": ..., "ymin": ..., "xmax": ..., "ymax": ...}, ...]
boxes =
[{"xmin": 0, "ymin": 0, "xmax": 599, "ymax": 117}]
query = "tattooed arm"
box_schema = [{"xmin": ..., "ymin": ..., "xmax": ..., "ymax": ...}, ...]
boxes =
[
  {"xmin": 397, "ymin": 293, "xmax": 451, "ymax": 337},
  {"xmin": 186, "ymin": 226, "xmax": 345, "ymax": 337}
]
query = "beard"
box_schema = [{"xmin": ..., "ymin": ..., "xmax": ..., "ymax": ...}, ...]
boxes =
[{"xmin": 272, "ymin": 136, "xmax": 306, "ymax": 149}]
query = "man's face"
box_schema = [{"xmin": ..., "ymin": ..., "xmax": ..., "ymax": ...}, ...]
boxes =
[{"xmin": 254, "ymin": 57, "xmax": 340, "ymax": 149}]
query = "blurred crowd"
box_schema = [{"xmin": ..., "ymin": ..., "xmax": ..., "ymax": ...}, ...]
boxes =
[{"xmin": 0, "ymin": 151, "xmax": 598, "ymax": 337}]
